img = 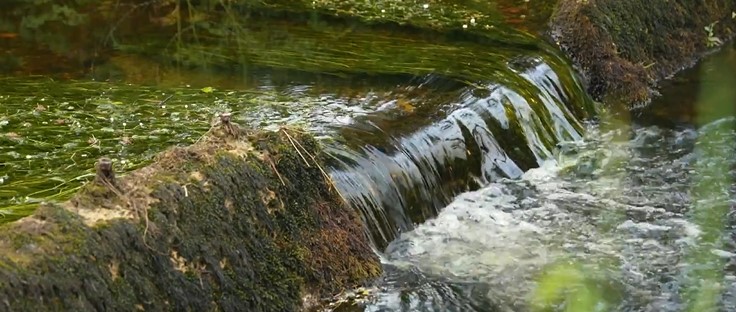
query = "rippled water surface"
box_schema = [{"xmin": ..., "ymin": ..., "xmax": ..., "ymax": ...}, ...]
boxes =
[{"xmin": 0, "ymin": 72, "xmax": 410, "ymax": 219}]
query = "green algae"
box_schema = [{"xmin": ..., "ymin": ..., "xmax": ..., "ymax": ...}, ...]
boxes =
[
  {"xmin": 123, "ymin": 1, "xmax": 575, "ymax": 87},
  {"xmin": 0, "ymin": 77, "xmax": 221, "ymax": 222},
  {"xmin": 128, "ymin": 6, "xmax": 596, "ymax": 122},
  {"xmin": 130, "ymin": 15, "xmax": 533, "ymax": 85},
  {"xmin": 0, "ymin": 0, "xmax": 554, "ymax": 84}
]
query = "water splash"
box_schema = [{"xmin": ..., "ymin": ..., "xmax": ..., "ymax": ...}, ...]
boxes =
[{"xmin": 358, "ymin": 119, "xmax": 735, "ymax": 311}]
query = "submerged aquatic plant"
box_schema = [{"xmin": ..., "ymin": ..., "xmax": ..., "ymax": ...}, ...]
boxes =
[
  {"xmin": 532, "ymin": 262, "xmax": 606, "ymax": 312},
  {"xmin": 0, "ymin": 77, "xmax": 259, "ymax": 223}
]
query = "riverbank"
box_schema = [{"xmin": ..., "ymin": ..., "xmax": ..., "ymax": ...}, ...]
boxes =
[{"xmin": 550, "ymin": 0, "xmax": 736, "ymax": 106}]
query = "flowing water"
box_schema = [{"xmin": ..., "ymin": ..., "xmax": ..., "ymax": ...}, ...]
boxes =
[
  {"xmin": 345, "ymin": 45, "xmax": 736, "ymax": 311},
  {"xmin": 1, "ymin": 3, "xmax": 735, "ymax": 311},
  {"xmin": 358, "ymin": 118, "xmax": 735, "ymax": 311},
  {"xmin": 325, "ymin": 57, "xmax": 594, "ymax": 248}
]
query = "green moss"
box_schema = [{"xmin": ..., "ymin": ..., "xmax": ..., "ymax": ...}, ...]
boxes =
[
  {"xmin": 550, "ymin": 0, "xmax": 736, "ymax": 106},
  {"xmin": 0, "ymin": 129, "xmax": 379, "ymax": 311},
  {"xmin": 249, "ymin": 0, "xmax": 503, "ymax": 31}
]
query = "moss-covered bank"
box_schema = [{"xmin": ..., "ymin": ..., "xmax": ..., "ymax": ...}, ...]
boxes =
[
  {"xmin": 549, "ymin": 0, "xmax": 736, "ymax": 106},
  {"xmin": 0, "ymin": 124, "xmax": 380, "ymax": 311}
]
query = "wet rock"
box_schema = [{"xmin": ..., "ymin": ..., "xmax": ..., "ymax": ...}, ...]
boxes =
[
  {"xmin": 549, "ymin": 0, "xmax": 736, "ymax": 107},
  {"xmin": 0, "ymin": 129, "xmax": 380, "ymax": 311}
]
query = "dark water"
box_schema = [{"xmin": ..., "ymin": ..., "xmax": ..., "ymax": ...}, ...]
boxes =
[{"xmin": 1, "ymin": 3, "xmax": 736, "ymax": 311}]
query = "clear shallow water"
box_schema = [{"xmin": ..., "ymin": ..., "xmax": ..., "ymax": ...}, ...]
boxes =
[
  {"xmin": 0, "ymin": 70, "xmax": 451, "ymax": 220},
  {"xmin": 356, "ymin": 116, "xmax": 736, "ymax": 311}
]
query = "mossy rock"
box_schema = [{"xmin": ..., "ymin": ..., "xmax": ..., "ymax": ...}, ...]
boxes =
[
  {"xmin": 549, "ymin": 0, "xmax": 736, "ymax": 107},
  {"xmin": 0, "ymin": 125, "xmax": 380, "ymax": 311}
]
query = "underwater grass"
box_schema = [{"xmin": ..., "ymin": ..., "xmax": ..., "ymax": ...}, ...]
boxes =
[
  {"xmin": 0, "ymin": 76, "xmax": 273, "ymax": 223},
  {"xmin": 0, "ymin": 70, "xmax": 477, "ymax": 224},
  {"xmin": 122, "ymin": 7, "xmax": 593, "ymax": 120},
  {"xmin": 134, "ymin": 18, "xmax": 530, "ymax": 85},
  {"xmin": 113, "ymin": 0, "xmax": 570, "ymax": 89}
]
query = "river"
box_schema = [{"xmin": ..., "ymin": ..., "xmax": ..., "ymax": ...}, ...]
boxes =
[{"xmin": 1, "ymin": 4, "xmax": 735, "ymax": 311}]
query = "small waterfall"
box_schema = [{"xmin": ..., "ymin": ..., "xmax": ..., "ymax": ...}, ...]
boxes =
[
  {"xmin": 85, "ymin": 4, "xmax": 599, "ymax": 250},
  {"xmin": 326, "ymin": 57, "xmax": 596, "ymax": 249}
]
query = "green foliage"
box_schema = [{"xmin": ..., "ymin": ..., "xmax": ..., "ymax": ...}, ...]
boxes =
[
  {"xmin": 1, "ymin": 0, "xmax": 97, "ymax": 54},
  {"xmin": 532, "ymin": 263, "xmax": 603, "ymax": 312},
  {"xmin": 704, "ymin": 21, "xmax": 722, "ymax": 48}
]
